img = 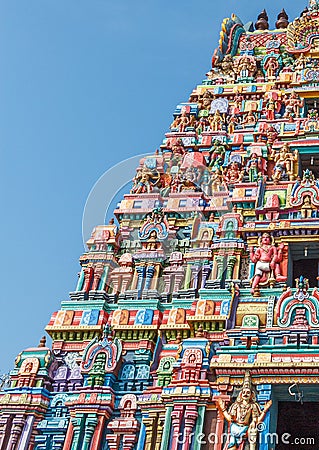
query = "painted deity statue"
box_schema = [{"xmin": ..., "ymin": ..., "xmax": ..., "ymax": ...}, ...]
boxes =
[
  {"xmin": 209, "ymin": 140, "xmax": 226, "ymax": 169},
  {"xmin": 223, "ymin": 162, "xmax": 244, "ymax": 184},
  {"xmin": 242, "ymin": 111, "xmax": 257, "ymax": 127},
  {"xmin": 245, "ymin": 153, "xmax": 263, "ymax": 182},
  {"xmin": 283, "ymin": 91, "xmax": 304, "ymax": 118},
  {"xmin": 266, "ymin": 125, "xmax": 278, "ymax": 147},
  {"xmin": 220, "ymin": 54, "xmax": 236, "ymax": 81},
  {"xmin": 217, "ymin": 371, "xmax": 272, "ymax": 450},
  {"xmin": 250, "ymin": 233, "xmax": 285, "ymax": 294},
  {"xmin": 209, "ymin": 109, "xmax": 224, "ymax": 131},
  {"xmin": 131, "ymin": 166, "xmax": 161, "ymax": 194},
  {"xmin": 265, "ymin": 97, "xmax": 276, "ymax": 121},
  {"xmin": 271, "ymin": 143, "xmax": 298, "ymax": 183},
  {"xmin": 234, "ymin": 55, "xmax": 257, "ymax": 80}
]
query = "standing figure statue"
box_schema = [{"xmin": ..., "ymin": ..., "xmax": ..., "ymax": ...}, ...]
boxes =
[
  {"xmin": 250, "ymin": 233, "xmax": 285, "ymax": 294},
  {"xmin": 131, "ymin": 167, "xmax": 161, "ymax": 194},
  {"xmin": 209, "ymin": 140, "xmax": 226, "ymax": 168},
  {"xmin": 271, "ymin": 143, "xmax": 298, "ymax": 183},
  {"xmin": 283, "ymin": 91, "xmax": 304, "ymax": 118},
  {"xmin": 265, "ymin": 97, "xmax": 276, "ymax": 121},
  {"xmin": 245, "ymin": 153, "xmax": 263, "ymax": 182},
  {"xmin": 209, "ymin": 109, "xmax": 224, "ymax": 131},
  {"xmin": 217, "ymin": 371, "xmax": 272, "ymax": 450}
]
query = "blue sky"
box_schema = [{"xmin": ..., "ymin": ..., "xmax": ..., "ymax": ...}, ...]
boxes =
[{"xmin": 0, "ymin": 0, "xmax": 303, "ymax": 373}]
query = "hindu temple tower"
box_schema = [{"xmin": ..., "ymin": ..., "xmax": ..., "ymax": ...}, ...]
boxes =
[{"xmin": 2, "ymin": 1, "xmax": 319, "ymax": 449}]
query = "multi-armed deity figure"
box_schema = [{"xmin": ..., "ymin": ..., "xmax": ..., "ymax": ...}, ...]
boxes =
[{"xmin": 217, "ymin": 371, "xmax": 272, "ymax": 450}]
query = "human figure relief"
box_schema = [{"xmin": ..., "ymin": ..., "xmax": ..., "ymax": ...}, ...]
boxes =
[
  {"xmin": 301, "ymin": 195, "xmax": 315, "ymax": 218},
  {"xmin": 232, "ymin": 92, "xmax": 243, "ymax": 114},
  {"xmin": 131, "ymin": 167, "xmax": 161, "ymax": 194},
  {"xmin": 242, "ymin": 111, "xmax": 257, "ymax": 127},
  {"xmin": 283, "ymin": 91, "xmax": 304, "ymax": 118},
  {"xmin": 220, "ymin": 54, "xmax": 236, "ymax": 81},
  {"xmin": 271, "ymin": 143, "xmax": 298, "ymax": 183},
  {"xmin": 265, "ymin": 97, "xmax": 276, "ymax": 121},
  {"xmin": 266, "ymin": 125, "xmax": 278, "ymax": 147},
  {"xmin": 209, "ymin": 109, "xmax": 224, "ymax": 131},
  {"xmin": 209, "ymin": 140, "xmax": 226, "ymax": 168},
  {"xmin": 227, "ymin": 114, "xmax": 240, "ymax": 134},
  {"xmin": 250, "ymin": 233, "xmax": 285, "ymax": 294},
  {"xmin": 264, "ymin": 57, "xmax": 279, "ymax": 79},
  {"xmin": 178, "ymin": 110, "xmax": 190, "ymax": 132},
  {"xmin": 245, "ymin": 153, "xmax": 263, "ymax": 182},
  {"xmin": 223, "ymin": 162, "xmax": 244, "ymax": 184},
  {"xmin": 217, "ymin": 371, "xmax": 272, "ymax": 450},
  {"xmin": 234, "ymin": 55, "xmax": 257, "ymax": 80},
  {"xmin": 170, "ymin": 116, "xmax": 181, "ymax": 130}
]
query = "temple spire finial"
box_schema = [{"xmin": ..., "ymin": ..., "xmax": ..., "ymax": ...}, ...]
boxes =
[
  {"xmin": 255, "ymin": 9, "xmax": 269, "ymax": 31},
  {"xmin": 276, "ymin": 9, "xmax": 289, "ymax": 29}
]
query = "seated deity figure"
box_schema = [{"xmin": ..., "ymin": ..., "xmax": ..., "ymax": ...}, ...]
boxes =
[
  {"xmin": 223, "ymin": 161, "xmax": 244, "ymax": 184},
  {"xmin": 250, "ymin": 233, "xmax": 285, "ymax": 294},
  {"xmin": 242, "ymin": 111, "xmax": 257, "ymax": 127},
  {"xmin": 217, "ymin": 371, "xmax": 272, "ymax": 450}
]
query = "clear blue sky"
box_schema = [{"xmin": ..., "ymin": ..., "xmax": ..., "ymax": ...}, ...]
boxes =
[{"xmin": 0, "ymin": 0, "xmax": 303, "ymax": 373}]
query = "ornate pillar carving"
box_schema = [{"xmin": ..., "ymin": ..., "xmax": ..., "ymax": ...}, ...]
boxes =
[
  {"xmin": 145, "ymin": 265, "xmax": 155, "ymax": 290},
  {"xmin": 163, "ymin": 271, "xmax": 173, "ymax": 293},
  {"xmin": 91, "ymin": 266, "xmax": 104, "ymax": 291},
  {"xmin": 62, "ymin": 417, "xmax": 74, "ymax": 450},
  {"xmin": 123, "ymin": 434, "xmax": 137, "ymax": 450},
  {"xmin": 82, "ymin": 268, "xmax": 94, "ymax": 292},
  {"xmin": 170, "ymin": 406, "xmax": 184, "ymax": 450},
  {"xmin": 160, "ymin": 407, "xmax": 173, "ymax": 450},
  {"xmin": 136, "ymin": 265, "xmax": 146, "ymax": 297},
  {"xmin": 190, "ymin": 265, "xmax": 200, "ymax": 290},
  {"xmin": 70, "ymin": 416, "xmax": 83, "ymax": 450},
  {"xmin": 226, "ymin": 256, "xmax": 237, "ymax": 280},
  {"xmin": 105, "ymin": 434, "xmax": 120, "ymax": 450},
  {"xmin": 201, "ymin": 264, "xmax": 212, "ymax": 288},
  {"xmin": 89, "ymin": 415, "xmax": 106, "ymax": 450},
  {"xmin": 182, "ymin": 406, "xmax": 198, "ymax": 450},
  {"xmin": 173, "ymin": 271, "xmax": 184, "ymax": 292},
  {"xmin": 184, "ymin": 265, "xmax": 192, "ymax": 289},
  {"xmin": 143, "ymin": 416, "xmax": 156, "ymax": 450},
  {"xmin": 0, "ymin": 413, "xmax": 12, "ymax": 450},
  {"xmin": 7, "ymin": 416, "xmax": 25, "ymax": 450},
  {"xmin": 81, "ymin": 415, "xmax": 98, "ymax": 450},
  {"xmin": 121, "ymin": 273, "xmax": 133, "ymax": 292},
  {"xmin": 215, "ymin": 256, "xmax": 225, "ymax": 280},
  {"xmin": 154, "ymin": 413, "xmax": 165, "ymax": 450},
  {"xmin": 214, "ymin": 409, "xmax": 225, "ymax": 450}
]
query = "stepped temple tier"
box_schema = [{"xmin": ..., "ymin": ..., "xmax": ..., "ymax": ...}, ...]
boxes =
[{"xmin": 3, "ymin": 1, "xmax": 319, "ymax": 449}]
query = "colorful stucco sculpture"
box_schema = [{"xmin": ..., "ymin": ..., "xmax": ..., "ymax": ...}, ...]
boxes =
[{"xmin": 2, "ymin": 2, "xmax": 319, "ymax": 449}]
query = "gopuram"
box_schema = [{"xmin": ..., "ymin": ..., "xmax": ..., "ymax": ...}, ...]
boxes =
[{"xmin": 2, "ymin": 2, "xmax": 319, "ymax": 449}]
